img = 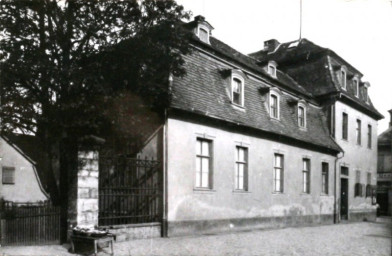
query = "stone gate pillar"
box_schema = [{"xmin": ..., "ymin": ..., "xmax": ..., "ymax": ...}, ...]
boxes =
[{"xmin": 67, "ymin": 149, "xmax": 99, "ymax": 237}]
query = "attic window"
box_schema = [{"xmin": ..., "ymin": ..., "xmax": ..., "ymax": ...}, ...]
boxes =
[
  {"xmin": 198, "ymin": 27, "xmax": 209, "ymax": 44},
  {"xmin": 364, "ymin": 82, "xmax": 370, "ymax": 104},
  {"xmin": 353, "ymin": 77, "xmax": 359, "ymax": 98},
  {"xmin": 2, "ymin": 167, "xmax": 15, "ymax": 184},
  {"xmin": 298, "ymin": 104, "xmax": 306, "ymax": 128},
  {"xmin": 268, "ymin": 61, "xmax": 277, "ymax": 78},
  {"xmin": 231, "ymin": 75, "xmax": 244, "ymax": 107},
  {"xmin": 341, "ymin": 69, "xmax": 347, "ymax": 90}
]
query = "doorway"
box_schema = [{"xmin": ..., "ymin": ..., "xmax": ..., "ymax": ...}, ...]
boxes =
[{"xmin": 340, "ymin": 178, "xmax": 348, "ymax": 220}]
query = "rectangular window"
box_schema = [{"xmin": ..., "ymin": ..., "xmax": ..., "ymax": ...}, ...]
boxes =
[
  {"xmin": 354, "ymin": 170, "xmax": 362, "ymax": 197},
  {"xmin": 2, "ymin": 167, "xmax": 15, "ymax": 184},
  {"xmin": 270, "ymin": 94, "xmax": 278, "ymax": 118},
  {"xmin": 354, "ymin": 79, "xmax": 359, "ymax": 97},
  {"xmin": 199, "ymin": 28, "xmax": 209, "ymax": 43},
  {"xmin": 322, "ymin": 162, "xmax": 329, "ymax": 194},
  {"xmin": 342, "ymin": 113, "xmax": 348, "ymax": 140},
  {"xmin": 356, "ymin": 119, "xmax": 361, "ymax": 145},
  {"xmin": 341, "ymin": 70, "xmax": 346, "ymax": 89},
  {"xmin": 341, "ymin": 166, "xmax": 349, "ymax": 176},
  {"xmin": 367, "ymin": 125, "xmax": 372, "ymax": 148},
  {"xmin": 274, "ymin": 154, "xmax": 284, "ymax": 192},
  {"xmin": 235, "ymin": 146, "xmax": 248, "ymax": 191},
  {"xmin": 366, "ymin": 173, "xmax": 372, "ymax": 197},
  {"xmin": 195, "ymin": 139, "xmax": 212, "ymax": 189},
  {"xmin": 302, "ymin": 159, "xmax": 311, "ymax": 193}
]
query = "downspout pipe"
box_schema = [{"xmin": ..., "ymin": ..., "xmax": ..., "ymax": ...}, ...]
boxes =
[
  {"xmin": 161, "ymin": 108, "xmax": 169, "ymax": 237},
  {"xmin": 334, "ymin": 151, "xmax": 344, "ymax": 223}
]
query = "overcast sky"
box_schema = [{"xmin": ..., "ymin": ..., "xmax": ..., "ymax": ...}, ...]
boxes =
[{"xmin": 176, "ymin": 0, "xmax": 392, "ymax": 134}]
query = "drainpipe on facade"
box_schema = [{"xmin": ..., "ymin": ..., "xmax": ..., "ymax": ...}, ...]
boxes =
[
  {"xmin": 161, "ymin": 108, "xmax": 169, "ymax": 237},
  {"xmin": 334, "ymin": 151, "xmax": 344, "ymax": 223}
]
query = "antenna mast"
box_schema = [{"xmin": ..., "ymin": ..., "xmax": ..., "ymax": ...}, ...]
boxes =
[{"xmin": 299, "ymin": 0, "xmax": 303, "ymax": 39}]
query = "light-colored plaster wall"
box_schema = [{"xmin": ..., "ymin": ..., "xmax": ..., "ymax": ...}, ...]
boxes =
[
  {"xmin": 334, "ymin": 101, "xmax": 378, "ymax": 213},
  {"xmin": 0, "ymin": 138, "xmax": 48, "ymax": 202},
  {"xmin": 167, "ymin": 117, "xmax": 336, "ymax": 222}
]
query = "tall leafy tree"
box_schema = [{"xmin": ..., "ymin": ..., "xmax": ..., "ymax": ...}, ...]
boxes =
[{"xmin": 0, "ymin": 0, "xmax": 192, "ymax": 201}]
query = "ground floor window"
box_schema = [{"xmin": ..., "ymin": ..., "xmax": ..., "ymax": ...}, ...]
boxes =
[
  {"xmin": 274, "ymin": 154, "xmax": 284, "ymax": 192},
  {"xmin": 302, "ymin": 159, "xmax": 310, "ymax": 193},
  {"xmin": 196, "ymin": 138, "xmax": 212, "ymax": 189},
  {"xmin": 235, "ymin": 146, "xmax": 248, "ymax": 191},
  {"xmin": 322, "ymin": 162, "xmax": 329, "ymax": 194}
]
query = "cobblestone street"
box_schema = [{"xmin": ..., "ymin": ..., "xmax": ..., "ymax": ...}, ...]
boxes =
[{"xmin": 1, "ymin": 222, "xmax": 391, "ymax": 256}]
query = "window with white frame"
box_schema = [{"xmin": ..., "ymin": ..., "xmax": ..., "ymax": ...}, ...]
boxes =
[
  {"xmin": 274, "ymin": 154, "xmax": 284, "ymax": 192},
  {"xmin": 195, "ymin": 138, "xmax": 212, "ymax": 189},
  {"xmin": 322, "ymin": 162, "xmax": 329, "ymax": 194},
  {"xmin": 2, "ymin": 167, "xmax": 15, "ymax": 184},
  {"xmin": 302, "ymin": 158, "xmax": 311, "ymax": 193},
  {"xmin": 354, "ymin": 78, "xmax": 359, "ymax": 97},
  {"xmin": 268, "ymin": 62, "xmax": 277, "ymax": 77},
  {"xmin": 199, "ymin": 27, "xmax": 209, "ymax": 43},
  {"xmin": 235, "ymin": 146, "xmax": 248, "ymax": 191},
  {"xmin": 270, "ymin": 93, "xmax": 279, "ymax": 119},
  {"xmin": 341, "ymin": 69, "xmax": 347, "ymax": 90},
  {"xmin": 298, "ymin": 105, "xmax": 306, "ymax": 128},
  {"xmin": 231, "ymin": 76, "xmax": 244, "ymax": 106}
]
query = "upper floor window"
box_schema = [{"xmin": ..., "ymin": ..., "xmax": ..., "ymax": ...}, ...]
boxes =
[
  {"xmin": 195, "ymin": 138, "xmax": 213, "ymax": 189},
  {"xmin": 232, "ymin": 76, "xmax": 244, "ymax": 106},
  {"xmin": 356, "ymin": 119, "xmax": 361, "ymax": 145},
  {"xmin": 235, "ymin": 146, "xmax": 248, "ymax": 191},
  {"xmin": 341, "ymin": 68, "xmax": 347, "ymax": 90},
  {"xmin": 363, "ymin": 82, "xmax": 370, "ymax": 104},
  {"xmin": 270, "ymin": 93, "xmax": 279, "ymax": 119},
  {"xmin": 2, "ymin": 167, "xmax": 15, "ymax": 184},
  {"xmin": 367, "ymin": 124, "xmax": 372, "ymax": 149},
  {"xmin": 342, "ymin": 112, "xmax": 348, "ymax": 140},
  {"xmin": 298, "ymin": 104, "xmax": 306, "ymax": 128},
  {"xmin": 268, "ymin": 61, "xmax": 277, "ymax": 78}
]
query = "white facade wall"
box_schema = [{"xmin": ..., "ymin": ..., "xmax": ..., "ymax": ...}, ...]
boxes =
[
  {"xmin": 334, "ymin": 101, "xmax": 378, "ymax": 214},
  {"xmin": 166, "ymin": 117, "xmax": 336, "ymax": 222},
  {"xmin": 0, "ymin": 138, "xmax": 48, "ymax": 202}
]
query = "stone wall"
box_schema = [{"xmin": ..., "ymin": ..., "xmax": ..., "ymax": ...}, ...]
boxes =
[{"xmin": 68, "ymin": 151, "xmax": 99, "ymax": 236}]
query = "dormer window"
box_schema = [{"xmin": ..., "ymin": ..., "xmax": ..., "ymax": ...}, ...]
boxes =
[
  {"xmin": 364, "ymin": 82, "xmax": 370, "ymax": 104},
  {"xmin": 198, "ymin": 27, "xmax": 209, "ymax": 44},
  {"xmin": 341, "ymin": 68, "xmax": 347, "ymax": 90},
  {"xmin": 353, "ymin": 77, "xmax": 359, "ymax": 97},
  {"xmin": 298, "ymin": 104, "xmax": 306, "ymax": 128},
  {"xmin": 193, "ymin": 15, "xmax": 214, "ymax": 45},
  {"xmin": 231, "ymin": 75, "xmax": 244, "ymax": 107},
  {"xmin": 268, "ymin": 61, "xmax": 277, "ymax": 78},
  {"xmin": 269, "ymin": 89, "xmax": 281, "ymax": 119}
]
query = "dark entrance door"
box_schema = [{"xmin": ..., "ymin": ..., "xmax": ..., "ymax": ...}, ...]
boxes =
[{"xmin": 340, "ymin": 178, "xmax": 348, "ymax": 220}]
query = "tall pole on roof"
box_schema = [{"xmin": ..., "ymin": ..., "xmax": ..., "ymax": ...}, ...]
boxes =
[{"xmin": 299, "ymin": 0, "xmax": 303, "ymax": 39}]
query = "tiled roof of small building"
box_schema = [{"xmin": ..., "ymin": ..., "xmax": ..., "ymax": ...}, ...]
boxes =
[
  {"xmin": 170, "ymin": 35, "xmax": 341, "ymax": 153},
  {"xmin": 250, "ymin": 39, "xmax": 383, "ymax": 120},
  {"xmin": 378, "ymin": 127, "xmax": 392, "ymax": 146}
]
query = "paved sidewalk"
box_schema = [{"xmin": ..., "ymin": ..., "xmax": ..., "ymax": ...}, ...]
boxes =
[{"xmin": 1, "ymin": 222, "xmax": 391, "ymax": 256}]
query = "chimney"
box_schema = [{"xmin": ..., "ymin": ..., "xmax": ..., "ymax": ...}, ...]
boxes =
[
  {"xmin": 194, "ymin": 15, "xmax": 205, "ymax": 22},
  {"xmin": 264, "ymin": 39, "xmax": 280, "ymax": 53},
  {"xmin": 389, "ymin": 109, "xmax": 392, "ymax": 127}
]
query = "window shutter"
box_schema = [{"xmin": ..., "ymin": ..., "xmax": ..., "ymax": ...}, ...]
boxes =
[{"xmin": 244, "ymin": 148, "xmax": 248, "ymax": 191}]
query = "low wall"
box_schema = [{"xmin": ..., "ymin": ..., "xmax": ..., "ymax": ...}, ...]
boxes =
[
  {"xmin": 168, "ymin": 214, "xmax": 334, "ymax": 237},
  {"xmin": 104, "ymin": 223, "xmax": 161, "ymax": 241}
]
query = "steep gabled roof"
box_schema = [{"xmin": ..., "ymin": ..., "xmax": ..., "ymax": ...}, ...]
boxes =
[
  {"xmin": 170, "ymin": 36, "xmax": 342, "ymax": 154},
  {"xmin": 378, "ymin": 126, "xmax": 392, "ymax": 147},
  {"xmin": 250, "ymin": 38, "xmax": 383, "ymax": 120}
]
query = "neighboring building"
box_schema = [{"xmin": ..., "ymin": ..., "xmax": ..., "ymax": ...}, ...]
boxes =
[
  {"xmin": 377, "ymin": 109, "xmax": 392, "ymax": 216},
  {"xmin": 69, "ymin": 16, "xmax": 383, "ymax": 238},
  {"xmin": 250, "ymin": 37, "xmax": 383, "ymax": 222},
  {"xmin": 0, "ymin": 135, "xmax": 49, "ymax": 203}
]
